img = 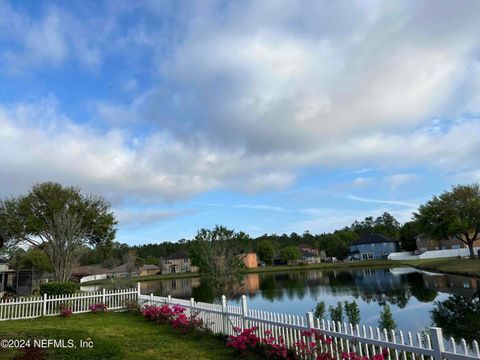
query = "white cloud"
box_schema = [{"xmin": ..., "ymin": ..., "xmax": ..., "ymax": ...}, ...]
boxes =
[
  {"xmin": 115, "ymin": 208, "xmax": 195, "ymax": 228},
  {"xmin": 0, "ymin": 100, "xmax": 296, "ymax": 202},
  {"xmin": 1, "ymin": 1, "xmax": 480, "ymax": 207},
  {"xmin": 344, "ymin": 195, "xmax": 418, "ymax": 208}
]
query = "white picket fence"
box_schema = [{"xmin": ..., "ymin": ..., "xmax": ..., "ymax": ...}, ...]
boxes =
[
  {"xmin": 138, "ymin": 291, "xmax": 480, "ymax": 360},
  {"xmin": 0, "ymin": 287, "xmax": 137, "ymax": 320}
]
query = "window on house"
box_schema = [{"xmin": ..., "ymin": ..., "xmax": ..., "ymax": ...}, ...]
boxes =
[
  {"xmin": 184, "ymin": 258, "xmax": 188, "ymax": 263},
  {"xmin": 452, "ymin": 245, "xmax": 461, "ymax": 249}
]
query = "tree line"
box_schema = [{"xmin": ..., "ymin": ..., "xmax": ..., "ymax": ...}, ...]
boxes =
[{"xmin": 1, "ymin": 182, "xmax": 479, "ymax": 284}]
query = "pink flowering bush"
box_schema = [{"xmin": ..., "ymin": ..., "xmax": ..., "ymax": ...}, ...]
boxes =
[
  {"xmin": 142, "ymin": 303, "xmax": 205, "ymax": 335},
  {"xmin": 89, "ymin": 303, "xmax": 108, "ymax": 313},
  {"xmin": 61, "ymin": 307, "xmax": 73, "ymax": 317},
  {"xmin": 227, "ymin": 326, "xmax": 389, "ymax": 360},
  {"xmin": 227, "ymin": 326, "xmax": 293, "ymax": 359}
]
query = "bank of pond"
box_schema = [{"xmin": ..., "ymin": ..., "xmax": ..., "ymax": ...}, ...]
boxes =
[{"xmin": 81, "ymin": 267, "xmax": 480, "ymax": 342}]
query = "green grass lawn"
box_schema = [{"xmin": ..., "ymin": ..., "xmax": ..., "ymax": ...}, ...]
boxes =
[
  {"xmin": 401, "ymin": 257, "xmax": 480, "ymax": 277},
  {"xmin": 0, "ymin": 312, "xmax": 242, "ymax": 360},
  {"xmin": 247, "ymin": 259, "xmax": 401, "ymax": 274}
]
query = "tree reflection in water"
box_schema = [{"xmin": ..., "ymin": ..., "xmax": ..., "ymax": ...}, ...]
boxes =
[{"xmin": 431, "ymin": 291, "xmax": 480, "ymax": 343}]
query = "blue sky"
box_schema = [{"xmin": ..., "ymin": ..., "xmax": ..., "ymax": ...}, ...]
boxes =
[{"xmin": 1, "ymin": 0, "xmax": 480, "ymax": 245}]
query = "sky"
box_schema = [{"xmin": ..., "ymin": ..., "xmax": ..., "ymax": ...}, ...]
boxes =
[{"xmin": 1, "ymin": 0, "xmax": 480, "ymax": 245}]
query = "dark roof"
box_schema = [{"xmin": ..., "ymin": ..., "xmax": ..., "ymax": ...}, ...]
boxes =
[
  {"xmin": 350, "ymin": 233, "xmax": 398, "ymax": 246},
  {"xmin": 164, "ymin": 250, "xmax": 190, "ymax": 260},
  {"xmin": 0, "ymin": 258, "xmax": 8, "ymax": 264}
]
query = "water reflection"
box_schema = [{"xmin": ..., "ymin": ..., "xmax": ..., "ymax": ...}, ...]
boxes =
[
  {"xmin": 431, "ymin": 291, "xmax": 480, "ymax": 343},
  {"xmin": 134, "ymin": 267, "xmax": 479, "ymax": 334}
]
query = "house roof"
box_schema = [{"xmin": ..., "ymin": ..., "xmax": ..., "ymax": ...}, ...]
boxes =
[
  {"xmin": 350, "ymin": 233, "xmax": 398, "ymax": 246},
  {"xmin": 0, "ymin": 258, "xmax": 8, "ymax": 264},
  {"xmin": 141, "ymin": 264, "xmax": 159, "ymax": 270},
  {"xmin": 164, "ymin": 250, "xmax": 190, "ymax": 260},
  {"xmin": 110, "ymin": 263, "xmax": 159, "ymax": 273},
  {"xmin": 299, "ymin": 250, "xmax": 320, "ymax": 258}
]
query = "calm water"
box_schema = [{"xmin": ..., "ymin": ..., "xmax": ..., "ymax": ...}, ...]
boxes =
[{"xmin": 136, "ymin": 267, "xmax": 479, "ymax": 335}]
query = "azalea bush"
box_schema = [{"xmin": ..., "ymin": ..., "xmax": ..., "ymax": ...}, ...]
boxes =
[
  {"xmin": 227, "ymin": 327, "xmax": 292, "ymax": 359},
  {"xmin": 61, "ymin": 307, "xmax": 73, "ymax": 317},
  {"xmin": 227, "ymin": 326, "xmax": 390, "ymax": 360},
  {"xmin": 90, "ymin": 303, "xmax": 108, "ymax": 313},
  {"xmin": 142, "ymin": 303, "xmax": 206, "ymax": 335}
]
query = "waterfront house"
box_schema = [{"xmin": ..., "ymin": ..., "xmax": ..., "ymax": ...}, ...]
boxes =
[
  {"xmin": 349, "ymin": 233, "xmax": 399, "ymax": 260},
  {"xmin": 243, "ymin": 252, "xmax": 259, "ymax": 268},
  {"xmin": 160, "ymin": 251, "xmax": 198, "ymax": 274},
  {"xmin": 416, "ymin": 235, "xmax": 480, "ymax": 252},
  {"xmin": 298, "ymin": 244, "xmax": 325, "ymax": 264},
  {"xmin": 109, "ymin": 263, "xmax": 160, "ymax": 277}
]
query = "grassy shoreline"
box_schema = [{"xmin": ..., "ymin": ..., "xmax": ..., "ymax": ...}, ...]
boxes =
[
  {"xmin": 400, "ymin": 258, "xmax": 480, "ymax": 278},
  {"xmin": 81, "ymin": 258, "xmax": 479, "ymax": 286},
  {"xmin": 0, "ymin": 312, "xmax": 236, "ymax": 360}
]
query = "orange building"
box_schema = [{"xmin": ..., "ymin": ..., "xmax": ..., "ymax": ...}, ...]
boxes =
[{"xmin": 243, "ymin": 252, "xmax": 259, "ymax": 268}]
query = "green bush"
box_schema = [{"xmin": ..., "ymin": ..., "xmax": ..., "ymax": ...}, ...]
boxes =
[{"xmin": 40, "ymin": 281, "xmax": 78, "ymax": 296}]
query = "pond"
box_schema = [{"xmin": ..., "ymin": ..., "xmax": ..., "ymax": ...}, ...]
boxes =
[{"xmin": 136, "ymin": 267, "xmax": 480, "ymax": 339}]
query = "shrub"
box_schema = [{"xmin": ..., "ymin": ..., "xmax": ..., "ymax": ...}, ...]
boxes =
[
  {"xmin": 329, "ymin": 302, "xmax": 343, "ymax": 323},
  {"xmin": 90, "ymin": 303, "xmax": 108, "ymax": 313},
  {"xmin": 314, "ymin": 301, "xmax": 326, "ymax": 319},
  {"xmin": 40, "ymin": 281, "xmax": 78, "ymax": 296},
  {"xmin": 344, "ymin": 301, "xmax": 360, "ymax": 325},
  {"xmin": 61, "ymin": 307, "xmax": 73, "ymax": 317},
  {"xmin": 142, "ymin": 304, "xmax": 206, "ymax": 335}
]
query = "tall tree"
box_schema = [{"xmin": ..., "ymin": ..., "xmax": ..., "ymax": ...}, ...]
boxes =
[
  {"xmin": 0, "ymin": 182, "xmax": 117, "ymax": 281},
  {"xmin": 399, "ymin": 221, "xmax": 419, "ymax": 251},
  {"xmin": 255, "ymin": 239, "xmax": 275, "ymax": 265},
  {"xmin": 189, "ymin": 226, "xmax": 248, "ymax": 299},
  {"xmin": 19, "ymin": 248, "xmax": 53, "ymax": 275},
  {"xmin": 0, "ymin": 228, "xmax": 7, "ymax": 250},
  {"xmin": 414, "ymin": 184, "xmax": 480, "ymax": 258},
  {"xmin": 280, "ymin": 246, "xmax": 300, "ymax": 264}
]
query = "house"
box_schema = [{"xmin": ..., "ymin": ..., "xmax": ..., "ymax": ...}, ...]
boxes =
[
  {"xmin": 349, "ymin": 233, "xmax": 399, "ymax": 260},
  {"xmin": 109, "ymin": 263, "xmax": 160, "ymax": 277},
  {"xmin": 416, "ymin": 235, "xmax": 480, "ymax": 253},
  {"xmin": 297, "ymin": 245, "xmax": 326, "ymax": 263},
  {"xmin": 243, "ymin": 252, "xmax": 259, "ymax": 268},
  {"xmin": 138, "ymin": 264, "xmax": 160, "ymax": 276},
  {"xmin": 160, "ymin": 251, "xmax": 198, "ymax": 274}
]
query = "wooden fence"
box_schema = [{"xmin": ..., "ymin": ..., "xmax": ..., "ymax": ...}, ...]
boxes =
[
  {"xmin": 138, "ymin": 291, "xmax": 480, "ymax": 360},
  {"xmin": 0, "ymin": 287, "xmax": 137, "ymax": 320}
]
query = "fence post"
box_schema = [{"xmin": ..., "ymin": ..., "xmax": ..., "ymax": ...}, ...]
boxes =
[
  {"xmin": 431, "ymin": 327, "xmax": 445, "ymax": 360},
  {"xmin": 137, "ymin": 282, "xmax": 141, "ymax": 298},
  {"xmin": 189, "ymin": 297, "xmax": 194, "ymax": 315},
  {"xmin": 102, "ymin": 288, "xmax": 106, "ymax": 305},
  {"xmin": 241, "ymin": 295, "xmax": 248, "ymax": 330},
  {"xmin": 167, "ymin": 295, "xmax": 171, "ymax": 304},
  {"xmin": 150, "ymin": 293, "xmax": 154, "ymax": 306},
  {"xmin": 306, "ymin": 312, "xmax": 314, "ymax": 330},
  {"xmin": 42, "ymin": 293, "xmax": 47, "ymax": 316},
  {"xmin": 221, "ymin": 295, "xmax": 227, "ymax": 335}
]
